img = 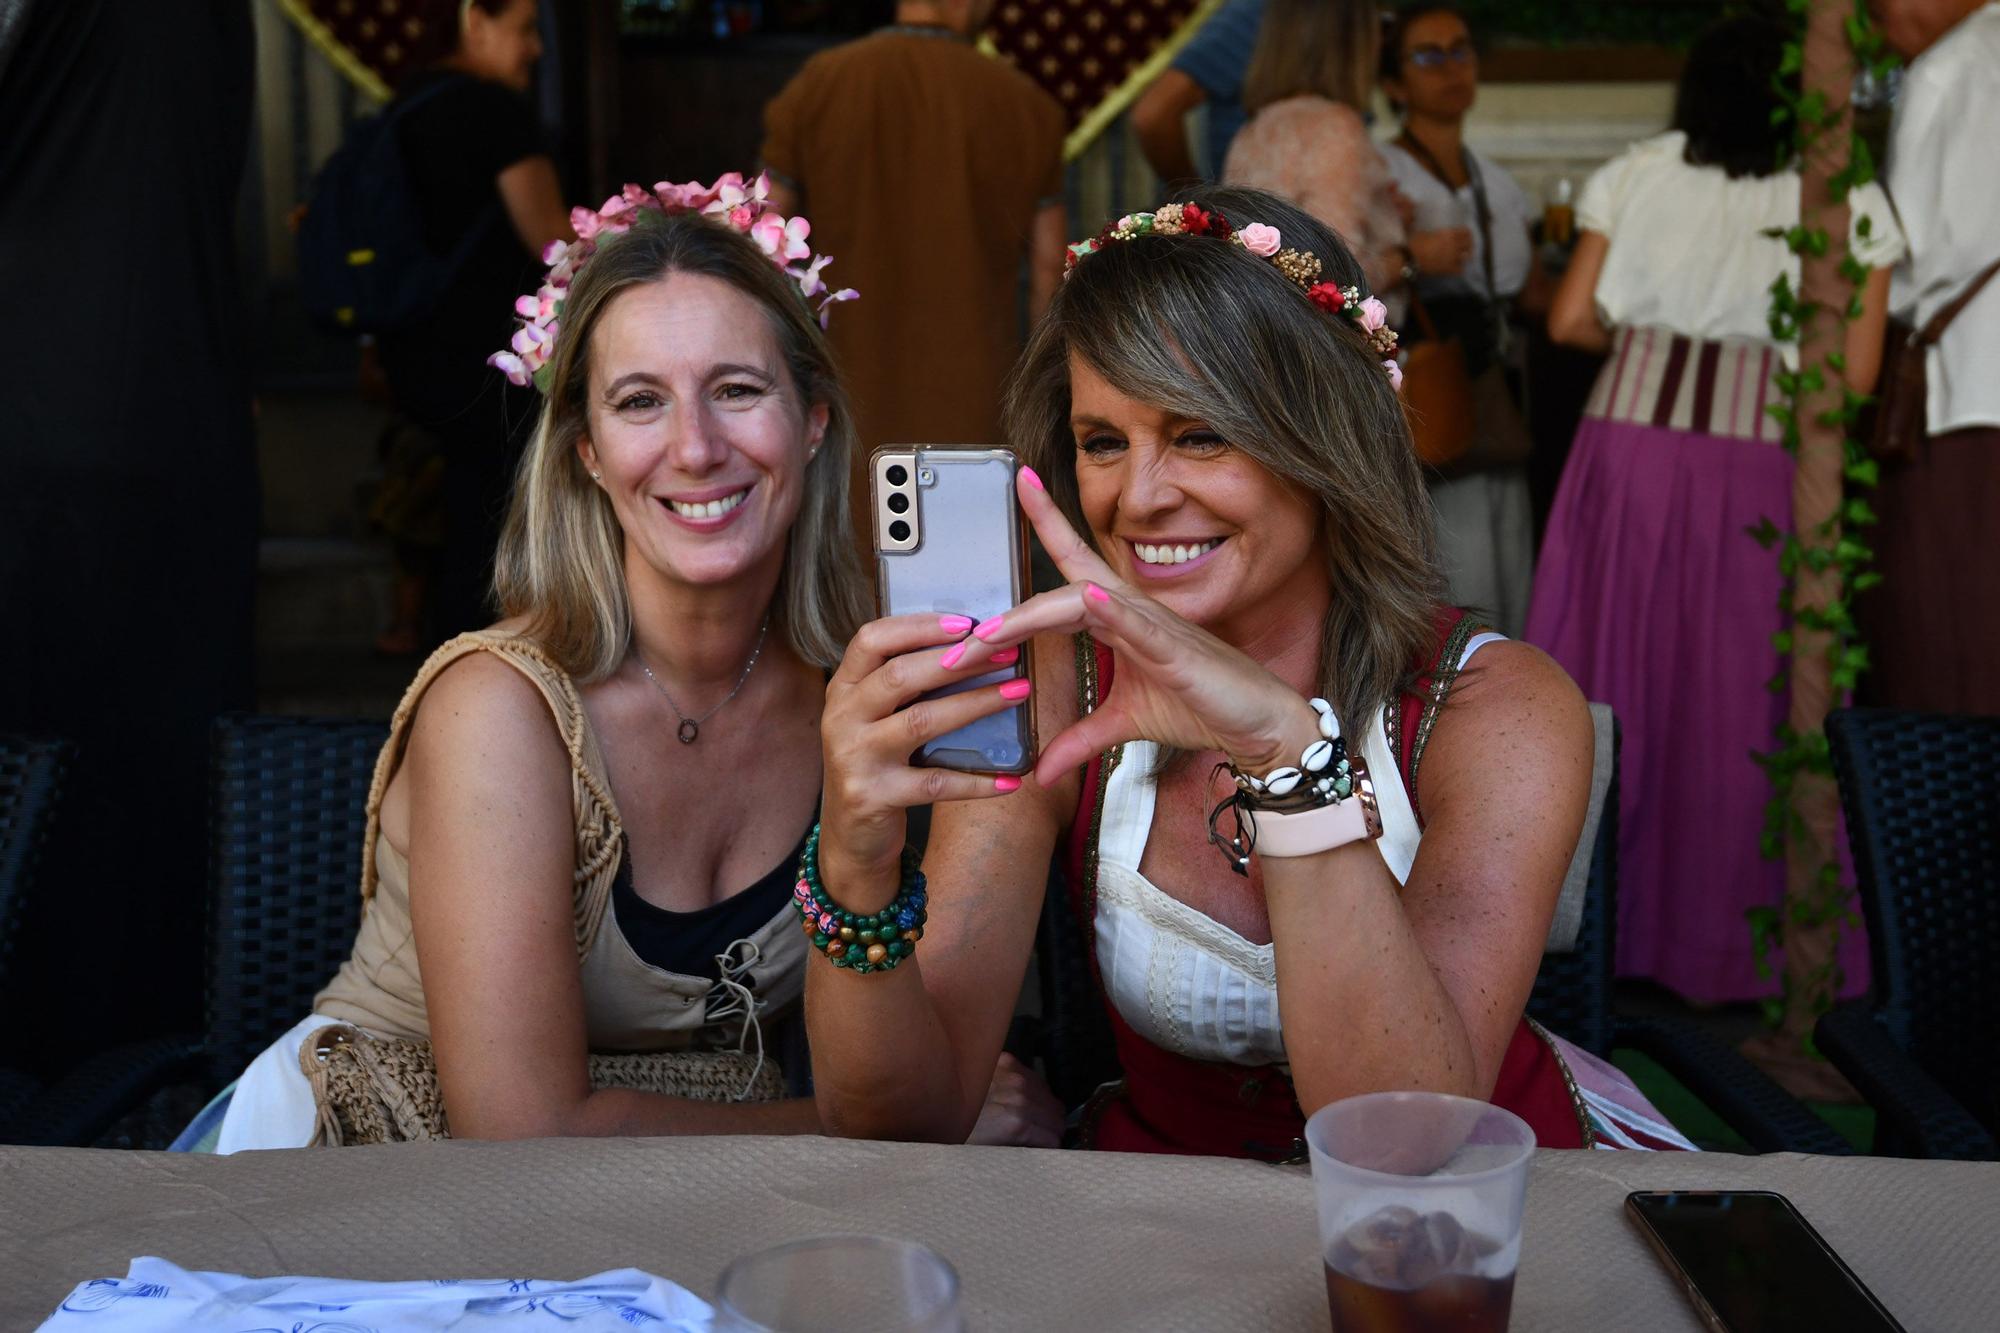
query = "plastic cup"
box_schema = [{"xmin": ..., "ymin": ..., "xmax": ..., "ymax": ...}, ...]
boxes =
[
  {"xmin": 1305, "ymin": 1092, "xmax": 1535, "ymax": 1333},
  {"xmin": 714, "ymin": 1234, "xmax": 963, "ymax": 1333}
]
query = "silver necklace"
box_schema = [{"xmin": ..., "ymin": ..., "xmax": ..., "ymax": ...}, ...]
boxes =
[{"xmin": 635, "ymin": 613, "xmax": 772, "ymax": 744}]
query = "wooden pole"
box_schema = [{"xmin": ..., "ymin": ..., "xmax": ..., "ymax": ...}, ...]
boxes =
[{"xmin": 1742, "ymin": 0, "xmax": 1859, "ymax": 1102}]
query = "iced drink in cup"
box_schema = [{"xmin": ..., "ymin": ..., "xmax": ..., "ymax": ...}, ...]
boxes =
[{"xmin": 1305, "ymin": 1092, "xmax": 1535, "ymax": 1332}]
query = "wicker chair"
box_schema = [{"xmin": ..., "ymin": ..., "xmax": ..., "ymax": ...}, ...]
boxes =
[
  {"xmin": 1035, "ymin": 708, "xmax": 1851, "ymax": 1153},
  {"xmin": 1819, "ymin": 708, "xmax": 1999, "ymax": 1159},
  {"xmin": 16, "ymin": 714, "xmax": 384, "ymax": 1147},
  {"xmin": 0, "ymin": 735, "xmax": 70, "ymax": 1140}
]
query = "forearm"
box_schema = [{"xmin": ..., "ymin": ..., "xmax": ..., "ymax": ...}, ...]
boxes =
[
  {"xmin": 1264, "ymin": 842, "xmax": 1485, "ymax": 1113},
  {"xmin": 806, "ymin": 957, "xmax": 971, "ymax": 1143}
]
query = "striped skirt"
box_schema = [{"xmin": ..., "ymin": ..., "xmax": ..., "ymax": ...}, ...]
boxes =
[{"xmin": 1527, "ymin": 326, "xmax": 1868, "ymax": 1002}]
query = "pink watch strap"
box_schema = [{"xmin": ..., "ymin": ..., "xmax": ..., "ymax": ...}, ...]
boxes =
[{"xmin": 1245, "ymin": 774, "xmax": 1382, "ymax": 859}]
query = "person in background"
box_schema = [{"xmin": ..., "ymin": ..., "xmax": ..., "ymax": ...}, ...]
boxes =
[
  {"xmin": 1532, "ymin": 16, "xmax": 1904, "ymax": 1004},
  {"xmin": 760, "ymin": 1, "xmax": 1067, "ymax": 570},
  {"xmin": 0, "ymin": 0, "xmax": 257, "ymax": 1077},
  {"xmin": 1133, "ymin": 0, "xmax": 1265, "ymax": 183},
  {"xmin": 1221, "ymin": 0, "xmax": 1407, "ymax": 304},
  {"xmin": 378, "ymin": 0, "xmax": 571, "ymax": 642},
  {"xmin": 1379, "ymin": 2, "xmax": 1546, "ymax": 636},
  {"xmin": 1861, "ymin": 0, "xmax": 2000, "ymax": 716}
]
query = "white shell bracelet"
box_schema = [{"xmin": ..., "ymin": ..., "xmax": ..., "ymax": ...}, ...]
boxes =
[{"xmin": 1232, "ymin": 698, "xmax": 1355, "ymax": 804}]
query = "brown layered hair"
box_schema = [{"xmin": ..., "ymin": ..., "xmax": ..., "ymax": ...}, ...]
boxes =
[
  {"xmin": 493, "ymin": 209, "xmax": 869, "ymax": 682},
  {"xmin": 1004, "ymin": 186, "xmax": 1444, "ymax": 734},
  {"xmin": 1242, "ymin": 0, "xmax": 1383, "ymax": 116}
]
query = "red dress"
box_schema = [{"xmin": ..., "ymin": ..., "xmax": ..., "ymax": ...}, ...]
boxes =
[{"xmin": 1061, "ymin": 610, "xmax": 1660, "ymax": 1159}]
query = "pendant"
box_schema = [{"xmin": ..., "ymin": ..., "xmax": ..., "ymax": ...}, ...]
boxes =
[{"xmin": 677, "ymin": 719, "xmax": 700, "ymax": 744}]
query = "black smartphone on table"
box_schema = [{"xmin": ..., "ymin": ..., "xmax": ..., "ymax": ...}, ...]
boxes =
[
  {"xmin": 871, "ymin": 446, "xmax": 1036, "ymax": 775},
  {"xmin": 1625, "ymin": 1190, "xmax": 1906, "ymax": 1332}
]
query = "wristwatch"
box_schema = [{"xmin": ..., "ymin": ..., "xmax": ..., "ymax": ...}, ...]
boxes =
[{"xmin": 1246, "ymin": 758, "xmax": 1382, "ymax": 858}]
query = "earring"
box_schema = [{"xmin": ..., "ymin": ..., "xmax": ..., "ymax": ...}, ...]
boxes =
[{"xmin": 590, "ymin": 470, "xmax": 602, "ymax": 482}]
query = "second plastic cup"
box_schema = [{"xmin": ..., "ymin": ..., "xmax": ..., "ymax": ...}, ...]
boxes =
[
  {"xmin": 714, "ymin": 1234, "xmax": 963, "ymax": 1333},
  {"xmin": 1305, "ymin": 1091, "xmax": 1535, "ymax": 1333}
]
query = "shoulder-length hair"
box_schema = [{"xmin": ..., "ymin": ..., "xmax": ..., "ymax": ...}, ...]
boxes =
[
  {"xmin": 1674, "ymin": 14, "xmax": 1793, "ymax": 180},
  {"xmin": 1004, "ymin": 185, "xmax": 1445, "ymax": 736},
  {"xmin": 493, "ymin": 209, "xmax": 870, "ymax": 682},
  {"xmin": 1242, "ymin": 0, "xmax": 1383, "ymax": 116}
]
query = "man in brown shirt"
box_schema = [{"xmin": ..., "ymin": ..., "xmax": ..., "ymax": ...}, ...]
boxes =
[{"xmin": 762, "ymin": 1, "xmax": 1068, "ymax": 563}]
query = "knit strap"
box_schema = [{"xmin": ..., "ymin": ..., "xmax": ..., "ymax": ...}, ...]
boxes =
[{"xmin": 359, "ymin": 631, "xmax": 625, "ymax": 959}]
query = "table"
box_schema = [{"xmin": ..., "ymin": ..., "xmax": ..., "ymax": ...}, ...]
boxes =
[{"xmin": 2, "ymin": 1139, "xmax": 1994, "ymax": 1330}]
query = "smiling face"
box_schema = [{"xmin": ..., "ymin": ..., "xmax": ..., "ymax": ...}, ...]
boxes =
[
  {"xmin": 577, "ymin": 271, "xmax": 826, "ymax": 594},
  {"xmin": 1068, "ymin": 352, "xmax": 1327, "ymax": 635}
]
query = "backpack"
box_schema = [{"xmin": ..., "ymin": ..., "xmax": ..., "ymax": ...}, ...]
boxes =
[{"xmin": 297, "ymin": 76, "xmax": 500, "ymax": 335}]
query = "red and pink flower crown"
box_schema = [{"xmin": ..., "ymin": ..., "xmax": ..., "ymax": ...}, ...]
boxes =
[
  {"xmin": 1064, "ymin": 202, "xmax": 1402, "ymax": 389},
  {"xmin": 488, "ymin": 172, "xmax": 858, "ymax": 392}
]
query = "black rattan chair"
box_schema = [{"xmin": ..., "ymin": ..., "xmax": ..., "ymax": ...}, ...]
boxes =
[
  {"xmin": 1035, "ymin": 711, "xmax": 1851, "ymax": 1153},
  {"xmin": 0, "ymin": 734, "xmax": 70, "ymax": 1140},
  {"xmin": 1819, "ymin": 708, "xmax": 1999, "ymax": 1159},
  {"xmin": 17, "ymin": 714, "xmax": 385, "ymax": 1147}
]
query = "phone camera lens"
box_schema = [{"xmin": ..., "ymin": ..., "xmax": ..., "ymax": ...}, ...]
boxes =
[
  {"xmin": 885, "ymin": 464, "xmax": 909, "ymax": 487},
  {"xmin": 886, "ymin": 492, "xmax": 910, "ymax": 514},
  {"xmin": 887, "ymin": 520, "xmax": 911, "ymax": 542}
]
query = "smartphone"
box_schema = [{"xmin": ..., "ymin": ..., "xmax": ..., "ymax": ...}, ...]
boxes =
[
  {"xmin": 871, "ymin": 445, "xmax": 1036, "ymax": 775},
  {"xmin": 1625, "ymin": 1190, "xmax": 1905, "ymax": 1333}
]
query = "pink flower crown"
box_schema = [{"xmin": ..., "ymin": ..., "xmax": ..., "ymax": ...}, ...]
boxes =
[
  {"xmin": 488, "ymin": 172, "xmax": 859, "ymax": 392},
  {"xmin": 1064, "ymin": 203, "xmax": 1402, "ymax": 389}
]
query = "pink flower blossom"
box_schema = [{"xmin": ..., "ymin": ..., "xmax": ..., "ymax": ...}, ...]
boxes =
[
  {"xmin": 816, "ymin": 287, "xmax": 858, "ymax": 329},
  {"xmin": 1384, "ymin": 359, "xmax": 1404, "ymax": 391},
  {"xmin": 654, "ymin": 179, "xmax": 718, "ymax": 211},
  {"xmin": 1238, "ymin": 223, "xmax": 1281, "ymax": 256},
  {"xmin": 792, "ymin": 253, "xmax": 833, "ymax": 299},
  {"xmin": 570, "ymin": 206, "xmax": 603, "ymax": 240},
  {"xmin": 725, "ymin": 204, "xmax": 755, "ymax": 231},
  {"xmin": 1358, "ymin": 296, "xmax": 1389, "ymax": 332},
  {"xmin": 541, "ymin": 239, "xmax": 570, "ymax": 267},
  {"xmin": 752, "ymin": 212, "xmax": 811, "ymax": 264},
  {"xmin": 488, "ymin": 350, "xmax": 530, "ymax": 386}
]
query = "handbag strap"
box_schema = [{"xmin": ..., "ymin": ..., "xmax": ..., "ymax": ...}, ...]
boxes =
[
  {"xmin": 1916, "ymin": 256, "xmax": 2000, "ymax": 347},
  {"xmin": 1396, "ymin": 131, "xmax": 1499, "ymax": 304}
]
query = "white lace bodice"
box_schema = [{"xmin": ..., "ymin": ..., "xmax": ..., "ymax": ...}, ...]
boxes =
[{"xmin": 1091, "ymin": 635, "xmax": 1502, "ymax": 1066}]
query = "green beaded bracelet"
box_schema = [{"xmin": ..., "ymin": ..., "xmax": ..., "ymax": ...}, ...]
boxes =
[{"xmin": 790, "ymin": 823, "xmax": 928, "ymax": 974}]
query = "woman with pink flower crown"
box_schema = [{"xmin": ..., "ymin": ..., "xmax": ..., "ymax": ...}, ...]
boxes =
[
  {"xmin": 189, "ymin": 178, "xmax": 1062, "ymax": 1152},
  {"xmin": 803, "ymin": 186, "xmax": 1692, "ymax": 1158}
]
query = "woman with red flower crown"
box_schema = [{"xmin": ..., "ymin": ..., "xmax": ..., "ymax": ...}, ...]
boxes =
[{"xmin": 803, "ymin": 186, "xmax": 1691, "ymax": 1158}]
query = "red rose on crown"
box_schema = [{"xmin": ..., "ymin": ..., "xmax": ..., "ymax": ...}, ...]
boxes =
[{"xmin": 1306, "ymin": 282, "xmax": 1347, "ymax": 315}]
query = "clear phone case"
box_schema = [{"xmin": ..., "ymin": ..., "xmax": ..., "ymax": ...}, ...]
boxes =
[{"xmin": 871, "ymin": 446, "xmax": 1036, "ymax": 775}]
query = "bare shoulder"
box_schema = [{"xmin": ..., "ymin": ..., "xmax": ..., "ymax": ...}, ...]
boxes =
[
  {"xmin": 404, "ymin": 650, "xmax": 570, "ymax": 794},
  {"xmin": 1422, "ymin": 640, "xmax": 1592, "ymax": 803}
]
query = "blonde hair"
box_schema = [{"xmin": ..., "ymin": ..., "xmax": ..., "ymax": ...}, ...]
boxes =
[
  {"xmin": 1004, "ymin": 186, "xmax": 1443, "ymax": 734},
  {"xmin": 1242, "ymin": 0, "xmax": 1382, "ymax": 115},
  {"xmin": 493, "ymin": 209, "xmax": 869, "ymax": 682}
]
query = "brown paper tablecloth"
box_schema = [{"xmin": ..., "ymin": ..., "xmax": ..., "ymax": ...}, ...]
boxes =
[{"xmin": 1, "ymin": 1138, "xmax": 1994, "ymax": 1329}]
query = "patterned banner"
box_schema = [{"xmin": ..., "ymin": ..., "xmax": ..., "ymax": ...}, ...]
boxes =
[
  {"xmin": 276, "ymin": 0, "xmax": 462, "ymax": 101},
  {"xmin": 983, "ymin": 0, "xmax": 1224, "ymax": 159}
]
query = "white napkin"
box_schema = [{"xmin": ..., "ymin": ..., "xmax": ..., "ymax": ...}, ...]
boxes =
[{"xmin": 38, "ymin": 1256, "xmax": 714, "ymax": 1331}]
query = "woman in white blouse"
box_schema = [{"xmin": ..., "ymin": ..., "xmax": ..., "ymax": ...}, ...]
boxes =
[{"xmin": 1531, "ymin": 15, "xmax": 1903, "ymax": 1006}]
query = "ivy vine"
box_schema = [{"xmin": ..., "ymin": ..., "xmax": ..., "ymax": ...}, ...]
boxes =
[{"xmin": 1744, "ymin": 0, "xmax": 1899, "ymax": 1042}]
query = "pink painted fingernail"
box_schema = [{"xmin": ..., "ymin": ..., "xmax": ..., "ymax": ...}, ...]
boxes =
[
  {"xmin": 973, "ymin": 615, "xmax": 1006, "ymax": 640},
  {"xmin": 1019, "ymin": 465, "xmax": 1044, "ymax": 491},
  {"xmin": 1086, "ymin": 583, "xmax": 1111, "ymax": 603},
  {"xmin": 940, "ymin": 642, "xmax": 967, "ymax": 670},
  {"xmin": 994, "ymin": 776, "xmax": 1022, "ymax": 793},
  {"xmin": 999, "ymin": 679, "xmax": 1033, "ymax": 700},
  {"xmin": 939, "ymin": 614, "xmax": 974, "ymax": 635},
  {"xmin": 991, "ymin": 647, "xmax": 1020, "ymax": 665}
]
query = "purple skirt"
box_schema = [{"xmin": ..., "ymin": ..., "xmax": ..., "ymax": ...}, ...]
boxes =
[{"xmin": 1526, "ymin": 328, "xmax": 1868, "ymax": 1003}]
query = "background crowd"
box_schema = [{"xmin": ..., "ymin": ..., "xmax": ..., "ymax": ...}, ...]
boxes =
[{"xmin": 1, "ymin": 0, "xmax": 1995, "ymax": 1135}]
